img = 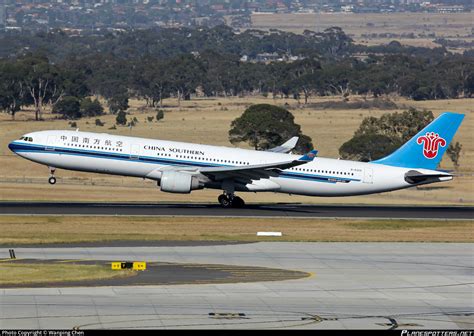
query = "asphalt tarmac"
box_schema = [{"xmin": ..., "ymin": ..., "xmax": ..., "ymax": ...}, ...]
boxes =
[
  {"xmin": 1, "ymin": 201, "xmax": 473, "ymax": 219},
  {"xmin": 1, "ymin": 242, "xmax": 472, "ymax": 329}
]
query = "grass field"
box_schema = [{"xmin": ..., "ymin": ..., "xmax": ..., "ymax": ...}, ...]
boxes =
[
  {"xmin": 0, "ymin": 95, "xmax": 472, "ymax": 205},
  {"xmin": 0, "ymin": 262, "xmax": 135, "ymax": 285},
  {"xmin": 0, "ymin": 216, "xmax": 471, "ymax": 244},
  {"xmin": 251, "ymin": 12, "xmax": 474, "ymax": 50}
]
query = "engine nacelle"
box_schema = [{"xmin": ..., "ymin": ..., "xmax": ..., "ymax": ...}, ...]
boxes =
[{"xmin": 159, "ymin": 171, "xmax": 202, "ymax": 194}]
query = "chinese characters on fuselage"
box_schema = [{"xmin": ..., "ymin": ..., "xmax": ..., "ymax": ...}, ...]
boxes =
[{"xmin": 60, "ymin": 135, "xmax": 123, "ymax": 148}]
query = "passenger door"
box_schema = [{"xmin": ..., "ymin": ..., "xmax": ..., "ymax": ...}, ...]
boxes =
[
  {"xmin": 130, "ymin": 144, "xmax": 140, "ymax": 160},
  {"xmin": 45, "ymin": 136, "xmax": 56, "ymax": 151},
  {"xmin": 363, "ymin": 168, "xmax": 373, "ymax": 184}
]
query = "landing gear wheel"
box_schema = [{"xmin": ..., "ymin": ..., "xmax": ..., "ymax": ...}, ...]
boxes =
[
  {"xmin": 48, "ymin": 176, "xmax": 57, "ymax": 185},
  {"xmin": 232, "ymin": 196, "xmax": 245, "ymax": 208},
  {"xmin": 218, "ymin": 194, "xmax": 232, "ymax": 208}
]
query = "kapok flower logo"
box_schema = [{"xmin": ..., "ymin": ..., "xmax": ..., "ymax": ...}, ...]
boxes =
[{"xmin": 416, "ymin": 132, "xmax": 446, "ymax": 159}]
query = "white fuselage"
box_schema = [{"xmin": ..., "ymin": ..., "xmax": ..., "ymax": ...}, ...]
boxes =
[{"xmin": 10, "ymin": 130, "xmax": 449, "ymax": 197}]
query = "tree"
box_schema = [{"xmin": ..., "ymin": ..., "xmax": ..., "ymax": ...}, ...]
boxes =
[
  {"xmin": 80, "ymin": 98, "xmax": 104, "ymax": 117},
  {"xmin": 354, "ymin": 108, "xmax": 434, "ymax": 141},
  {"xmin": 52, "ymin": 96, "xmax": 81, "ymax": 120},
  {"xmin": 20, "ymin": 55, "xmax": 64, "ymax": 121},
  {"xmin": 339, "ymin": 133, "xmax": 400, "ymax": 162},
  {"xmin": 413, "ymin": 86, "xmax": 432, "ymax": 101},
  {"xmin": 116, "ymin": 111, "xmax": 127, "ymax": 126},
  {"xmin": 165, "ymin": 55, "xmax": 205, "ymax": 105},
  {"xmin": 447, "ymin": 142, "xmax": 462, "ymax": 169},
  {"xmin": 286, "ymin": 58, "xmax": 322, "ymax": 104},
  {"xmin": 319, "ymin": 27, "xmax": 353, "ymax": 58},
  {"xmin": 108, "ymin": 93, "xmax": 129, "ymax": 115},
  {"xmin": 0, "ymin": 61, "xmax": 27, "ymax": 120},
  {"xmin": 133, "ymin": 60, "xmax": 171, "ymax": 107},
  {"xmin": 229, "ymin": 104, "xmax": 313, "ymax": 154}
]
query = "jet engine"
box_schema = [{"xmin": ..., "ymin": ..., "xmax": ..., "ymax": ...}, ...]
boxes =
[{"xmin": 159, "ymin": 171, "xmax": 203, "ymax": 193}]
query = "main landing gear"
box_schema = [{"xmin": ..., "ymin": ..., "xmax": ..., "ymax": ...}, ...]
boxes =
[
  {"xmin": 218, "ymin": 193, "xmax": 245, "ymax": 208},
  {"xmin": 48, "ymin": 167, "xmax": 56, "ymax": 185}
]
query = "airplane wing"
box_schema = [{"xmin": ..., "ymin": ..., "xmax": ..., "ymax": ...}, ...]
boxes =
[
  {"xmin": 266, "ymin": 136, "xmax": 299, "ymax": 153},
  {"xmin": 198, "ymin": 150, "xmax": 318, "ymax": 183}
]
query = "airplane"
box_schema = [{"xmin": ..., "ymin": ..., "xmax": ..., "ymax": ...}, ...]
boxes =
[{"xmin": 8, "ymin": 112, "xmax": 464, "ymax": 208}]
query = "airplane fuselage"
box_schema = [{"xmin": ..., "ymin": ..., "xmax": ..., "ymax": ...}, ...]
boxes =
[{"xmin": 9, "ymin": 130, "xmax": 450, "ymax": 198}]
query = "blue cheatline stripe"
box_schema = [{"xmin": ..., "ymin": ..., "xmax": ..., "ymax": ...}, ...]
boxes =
[
  {"xmin": 10, "ymin": 142, "xmax": 219, "ymax": 168},
  {"xmin": 9, "ymin": 142, "xmax": 360, "ymax": 184}
]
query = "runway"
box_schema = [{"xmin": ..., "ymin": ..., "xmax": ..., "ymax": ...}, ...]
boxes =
[
  {"xmin": 1, "ymin": 242, "xmax": 472, "ymax": 329},
  {"xmin": 1, "ymin": 201, "xmax": 473, "ymax": 219}
]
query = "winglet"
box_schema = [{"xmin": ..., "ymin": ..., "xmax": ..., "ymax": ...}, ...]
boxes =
[
  {"xmin": 299, "ymin": 150, "xmax": 318, "ymax": 162},
  {"xmin": 267, "ymin": 136, "xmax": 299, "ymax": 153}
]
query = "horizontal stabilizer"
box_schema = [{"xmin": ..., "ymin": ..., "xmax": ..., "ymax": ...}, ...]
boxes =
[{"xmin": 404, "ymin": 170, "xmax": 453, "ymax": 184}]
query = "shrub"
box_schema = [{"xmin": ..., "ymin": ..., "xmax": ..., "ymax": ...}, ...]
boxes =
[
  {"xmin": 156, "ymin": 109, "xmax": 164, "ymax": 121},
  {"xmin": 116, "ymin": 111, "xmax": 127, "ymax": 126},
  {"xmin": 81, "ymin": 98, "xmax": 104, "ymax": 117},
  {"xmin": 53, "ymin": 96, "xmax": 81, "ymax": 120}
]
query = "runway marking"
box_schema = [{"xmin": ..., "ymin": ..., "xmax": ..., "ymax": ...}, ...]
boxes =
[{"xmin": 209, "ymin": 312, "xmax": 248, "ymax": 319}]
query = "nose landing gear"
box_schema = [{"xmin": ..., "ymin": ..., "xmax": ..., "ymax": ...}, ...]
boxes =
[
  {"xmin": 48, "ymin": 167, "xmax": 57, "ymax": 185},
  {"xmin": 218, "ymin": 193, "xmax": 245, "ymax": 208}
]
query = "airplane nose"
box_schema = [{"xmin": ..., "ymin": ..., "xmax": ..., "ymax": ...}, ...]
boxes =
[{"xmin": 8, "ymin": 142, "xmax": 16, "ymax": 153}]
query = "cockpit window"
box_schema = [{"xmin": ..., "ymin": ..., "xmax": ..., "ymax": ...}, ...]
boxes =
[
  {"xmin": 19, "ymin": 136, "xmax": 25, "ymax": 140},
  {"xmin": 28, "ymin": 137, "xmax": 33, "ymax": 142}
]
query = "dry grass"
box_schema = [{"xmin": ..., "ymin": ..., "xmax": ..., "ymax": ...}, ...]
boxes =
[
  {"xmin": 0, "ymin": 95, "xmax": 472, "ymax": 205},
  {"xmin": 357, "ymin": 37, "xmax": 474, "ymax": 53},
  {"xmin": 0, "ymin": 216, "xmax": 471, "ymax": 244},
  {"xmin": 251, "ymin": 12, "xmax": 474, "ymax": 49},
  {"xmin": 251, "ymin": 12, "xmax": 474, "ymax": 36},
  {"xmin": 0, "ymin": 262, "xmax": 135, "ymax": 285}
]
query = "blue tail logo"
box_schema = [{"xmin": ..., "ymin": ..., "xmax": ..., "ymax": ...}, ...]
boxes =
[
  {"xmin": 299, "ymin": 150, "xmax": 318, "ymax": 162},
  {"xmin": 373, "ymin": 112, "xmax": 464, "ymax": 170}
]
